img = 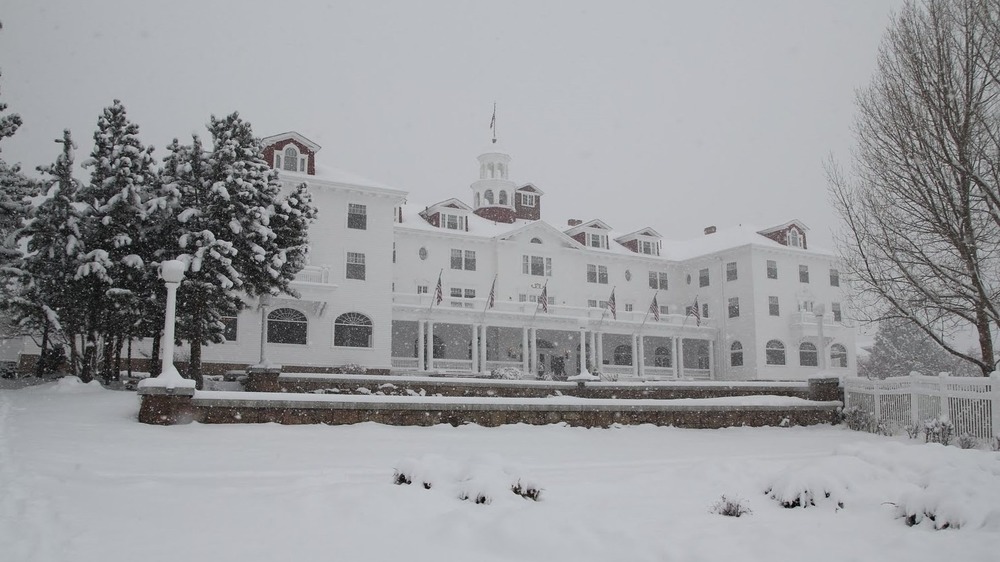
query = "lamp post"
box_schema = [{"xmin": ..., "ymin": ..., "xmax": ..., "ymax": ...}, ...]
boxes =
[
  {"xmin": 156, "ymin": 259, "xmax": 188, "ymax": 387},
  {"xmin": 256, "ymin": 293, "xmax": 273, "ymax": 369},
  {"xmin": 814, "ymin": 304, "xmax": 827, "ymax": 371}
]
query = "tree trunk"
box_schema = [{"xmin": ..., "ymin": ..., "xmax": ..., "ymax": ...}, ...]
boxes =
[
  {"xmin": 975, "ymin": 306, "xmax": 995, "ymax": 376},
  {"xmin": 35, "ymin": 321, "xmax": 49, "ymax": 378},
  {"xmin": 81, "ymin": 331, "xmax": 96, "ymax": 383},
  {"xmin": 113, "ymin": 335, "xmax": 124, "ymax": 380},
  {"xmin": 190, "ymin": 339, "xmax": 203, "ymax": 390},
  {"xmin": 149, "ymin": 331, "xmax": 161, "ymax": 377},
  {"xmin": 127, "ymin": 337, "xmax": 133, "ymax": 378}
]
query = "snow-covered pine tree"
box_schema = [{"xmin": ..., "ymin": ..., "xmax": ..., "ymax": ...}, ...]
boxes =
[
  {"xmin": 861, "ymin": 317, "xmax": 971, "ymax": 378},
  {"xmin": 77, "ymin": 100, "xmax": 157, "ymax": 381},
  {"xmin": 6, "ymin": 131, "xmax": 87, "ymax": 377},
  {"xmin": 149, "ymin": 135, "xmax": 244, "ymax": 385},
  {"xmin": 0, "ymin": 69, "xmax": 36, "ymax": 267},
  {"xmin": 269, "ymin": 182, "xmax": 318, "ymax": 297}
]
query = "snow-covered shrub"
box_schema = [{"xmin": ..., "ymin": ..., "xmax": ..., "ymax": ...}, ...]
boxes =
[
  {"xmin": 338, "ymin": 363, "xmax": 367, "ymax": 375},
  {"xmin": 923, "ymin": 418, "xmax": 954, "ymax": 445},
  {"xmin": 355, "ymin": 386, "xmax": 372, "ymax": 395},
  {"xmin": 904, "ymin": 423, "xmax": 922, "ymax": 440},
  {"xmin": 841, "ymin": 406, "xmax": 875, "ymax": 432},
  {"xmin": 487, "ymin": 367, "xmax": 521, "ymax": 380},
  {"xmin": 711, "ymin": 495, "xmax": 751, "ymax": 517},
  {"xmin": 992, "ymin": 437, "xmax": 1000, "ymax": 452},
  {"xmin": 511, "ymin": 479, "xmax": 543, "ymax": 501},
  {"xmin": 394, "ymin": 454, "xmax": 543, "ymax": 506},
  {"xmin": 956, "ymin": 433, "xmax": 979, "ymax": 450},
  {"xmin": 393, "ymin": 455, "xmax": 451, "ymax": 489},
  {"xmin": 764, "ymin": 460, "xmax": 850, "ymax": 509}
]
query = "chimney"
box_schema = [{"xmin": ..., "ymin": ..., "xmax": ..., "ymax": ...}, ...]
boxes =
[
  {"xmin": 568, "ymin": 219, "xmax": 582, "ymax": 227},
  {"xmin": 704, "ymin": 226, "xmax": 717, "ymax": 235}
]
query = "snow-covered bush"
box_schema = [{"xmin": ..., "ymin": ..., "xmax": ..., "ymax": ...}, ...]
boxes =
[
  {"xmin": 904, "ymin": 423, "xmax": 922, "ymax": 440},
  {"xmin": 393, "ymin": 454, "xmax": 543, "ymax": 506},
  {"xmin": 487, "ymin": 366, "xmax": 521, "ymax": 380},
  {"xmin": 338, "ymin": 363, "xmax": 367, "ymax": 375},
  {"xmin": 841, "ymin": 406, "xmax": 875, "ymax": 432},
  {"xmin": 923, "ymin": 418, "xmax": 954, "ymax": 445},
  {"xmin": 956, "ymin": 433, "xmax": 979, "ymax": 450},
  {"xmin": 764, "ymin": 459, "xmax": 854, "ymax": 509},
  {"xmin": 992, "ymin": 437, "xmax": 1000, "ymax": 452},
  {"xmin": 711, "ymin": 495, "xmax": 751, "ymax": 517}
]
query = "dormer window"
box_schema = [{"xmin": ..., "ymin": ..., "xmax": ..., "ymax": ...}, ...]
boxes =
[
  {"xmin": 638, "ymin": 240, "xmax": 658, "ymax": 255},
  {"xmin": 789, "ymin": 229, "xmax": 802, "ymax": 248},
  {"xmin": 521, "ymin": 193, "xmax": 536, "ymax": 207},
  {"xmin": 283, "ymin": 146, "xmax": 299, "ymax": 172},
  {"xmin": 588, "ymin": 233, "xmax": 607, "ymax": 249},
  {"xmin": 442, "ymin": 213, "xmax": 466, "ymax": 230}
]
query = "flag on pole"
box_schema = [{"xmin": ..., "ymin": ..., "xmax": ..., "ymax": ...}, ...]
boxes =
[
  {"xmin": 608, "ymin": 289, "xmax": 617, "ymax": 320},
  {"xmin": 490, "ymin": 103, "xmax": 496, "ymax": 130},
  {"xmin": 688, "ymin": 296, "xmax": 701, "ymax": 326},
  {"xmin": 539, "ymin": 282, "xmax": 548, "ymax": 313},
  {"xmin": 434, "ymin": 272, "xmax": 443, "ymax": 306},
  {"xmin": 487, "ymin": 275, "xmax": 497, "ymax": 309},
  {"xmin": 649, "ymin": 294, "xmax": 660, "ymax": 322}
]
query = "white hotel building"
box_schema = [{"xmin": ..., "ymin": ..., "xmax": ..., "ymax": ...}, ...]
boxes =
[{"xmin": 200, "ymin": 131, "xmax": 856, "ymax": 381}]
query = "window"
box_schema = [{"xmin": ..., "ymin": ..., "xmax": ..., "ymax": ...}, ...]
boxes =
[
  {"xmin": 624, "ymin": 304, "xmax": 633, "ymax": 312},
  {"xmin": 521, "ymin": 193, "xmax": 536, "ymax": 207},
  {"xmin": 450, "ymin": 287, "xmax": 462, "ymax": 298},
  {"xmin": 769, "ymin": 296, "xmax": 780, "ymax": 316},
  {"xmin": 347, "ymin": 203, "xmax": 367, "ymax": 230},
  {"xmin": 283, "ymin": 147, "xmax": 298, "ymax": 172},
  {"xmin": 798, "ymin": 300, "xmax": 814, "ymax": 313},
  {"xmin": 726, "ymin": 262, "xmax": 737, "ymax": 281},
  {"xmin": 267, "ymin": 308, "xmax": 307, "ymax": 345},
  {"xmin": 587, "ymin": 264, "xmax": 608, "ymax": 284},
  {"xmin": 728, "ymin": 297, "xmax": 739, "ymax": 318},
  {"xmin": 702, "ymin": 303, "xmax": 709, "ymax": 318},
  {"xmin": 648, "ymin": 271, "xmax": 668, "ymax": 290},
  {"xmin": 450, "ymin": 249, "xmax": 475, "ymax": 270},
  {"xmin": 442, "ymin": 214, "xmax": 465, "ymax": 230},
  {"xmin": 730, "ymin": 341, "xmax": 743, "ymax": 367},
  {"xmin": 659, "ymin": 305, "xmax": 669, "ymax": 315},
  {"xmin": 765, "ymin": 340, "xmax": 786, "ymax": 365},
  {"xmin": 699, "ymin": 268, "xmax": 710, "ymax": 287},
  {"xmin": 465, "ymin": 288, "xmax": 476, "ymax": 299},
  {"xmin": 799, "ymin": 342, "xmax": 818, "ymax": 367},
  {"xmin": 588, "ymin": 233, "xmax": 606, "ymax": 248},
  {"xmin": 221, "ymin": 316, "xmax": 238, "ymax": 341},
  {"xmin": 523, "ymin": 255, "xmax": 552, "ymax": 276},
  {"xmin": 498, "ymin": 190, "xmax": 508, "ymax": 205},
  {"xmin": 485, "ymin": 190, "xmax": 494, "ymax": 204},
  {"xmin": 654, "ymin": 346, "xmax": 671, "ymax": 367},
  {"xmin": 416, "ymin": 285, "xmax": 428, "ymax": 294},
  {"xmin": 530, "ymin": 237, "xmax": 542, "ymax": 244},
  {"xmin": 767, "ymin": 260, "xmax": 777, "ymax": 279},
  {"xmin": 789, "ymin": 229, "xmax": 802, "ymax": 248},
  {"xmin": 613, "ymin": 344, "xmax": 632, "ymax": 366},
  {"xmin": 638, "ymin": 240, "xmax": 657, "ymax": 255},
  {"xmin": 799, "ymin": 265, "xmax": 809, "ymax": 283},
  {"xmin": 832, "ymin": 302, "xmax": 842, "ymax": 322},
  {"xmin": 831, "ymin": 344, "xmax": 848, "ymax": 368},
  {"xmin": 346, "ymin": 252, "xmax": 365, "ymax": 280},
  {"xmin": 334, "ymin": 312, "xmax": 372, "ymax": 348}
]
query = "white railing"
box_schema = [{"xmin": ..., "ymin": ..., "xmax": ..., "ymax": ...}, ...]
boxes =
[
  {"xmin": 483, "ymin": 360, "xmax": 523, "ymax": 373},
  {"xmin": 681, "ymin": 368, "xmax": 712, "ymax": 381},
  {"xmin": 391, "ymin": 357, "xmax": 420, "ymax": 369},
  {"xmin": 432, "ymin": 359, "xmax": 474, "ymax": 372},
  {"xmin": 844, "ymin": 373, "xmax": 1000, "ymax": 439},
  {"xmin": 642, "ymin": 367, "xmax": 675, "ymax": 380}
]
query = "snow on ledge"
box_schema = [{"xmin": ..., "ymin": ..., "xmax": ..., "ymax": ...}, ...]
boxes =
[{"xmin": 276, "ymin": 372, "xmax": 811, "ymax": 388}]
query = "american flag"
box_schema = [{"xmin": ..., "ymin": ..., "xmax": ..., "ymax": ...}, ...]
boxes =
[
  {"xmin": 689, "ymin": 296, "xmax": 700, "ymax": 326},
  {"xmin": 434, "ymin": 272, "xmax": 443, "ymax": 306},
  {"xmin": 649, "ymin": 294, "xmax": 660, "ymax": 322},
  {"xmin": 539, "ymin": 282, "xmax": 548, "ymax": 313},
  {"xmin": 487, "ymin": 275, "xmax": 497, "ymax": 309},
  {"xmin": 608, "ymin": 289, "xmax": 617, "ymax": 320}
]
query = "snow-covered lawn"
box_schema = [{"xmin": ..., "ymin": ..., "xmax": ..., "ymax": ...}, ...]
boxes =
[{"xmin": 1, "ymin": 379, "xmax": 997, "ymax": 562}]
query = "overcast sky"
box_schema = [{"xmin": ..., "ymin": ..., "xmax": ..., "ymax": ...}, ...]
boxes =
[{"xmin": 2, "ymin": 0, "xmax": 901, "ymax": 247}]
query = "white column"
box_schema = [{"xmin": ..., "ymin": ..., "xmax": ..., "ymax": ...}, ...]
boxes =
[
  {"xmin": 256, "ymin": 294, "xmax": 271, "ymax": 368},
  {"xmin": 589, "ymin": 331, "xmax": 596, "ymax": 372},
  {"xmin": 417, "ymin": 321, "xmax": 425, "ymax": 372},
  {"xmin": 708, "ymin": 339, "xmax": 715, "ymax": 380},
  {"xmin": 637, "ymin": 335, "xmax": 645, "ymax": 379},
  {"xmin": 521, "ymin": 327, "xmax": 529, "ymax": 375},
  {"xmin": 632, "ymin": 333, "xmax": 639, "ymax": 378},
  {"xmin": 530, "ymin": 328, "xmax": 538, "ymax": 377},
  {"xmin": 672, "ymin": 337, "xmax": 679, "ymax": 379},
  {"xmin": 427, "ymin": 321, "xmax": 435, "ymax": 371},
  {"xmin": 579, "ymin": 328, "xmax": 587, "ymax": 375},
  {"xmin": 471, "ymin": 324, "xmax": 479, "ymax": 374},
  {"xmin": 596, "ymin": 332, "xmax": 604, "ymax": 371},
  {"xmin": 479, "ymin": 324, "xmax": 487, "ymax": 374},
  {"xmin": 678, "ymin": 338, "xmax": 685, "ymax": 379}
]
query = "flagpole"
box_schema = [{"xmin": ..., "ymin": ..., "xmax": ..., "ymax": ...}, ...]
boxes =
[
  {"xmin": 428, "ymin": 268, "xmax": 443, "ymax": 312},
  {"xmin": 640, "ymin": 291, "xmax": 656, "ymax": 331},
  {"xmin": 481, "ymin": 274, "xmax": 497, "ymax": 317}
]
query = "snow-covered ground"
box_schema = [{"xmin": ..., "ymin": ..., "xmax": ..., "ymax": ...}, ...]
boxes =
[{"xmin": 1, "ymin": 379, "xmax": 997, "ymax": 562}]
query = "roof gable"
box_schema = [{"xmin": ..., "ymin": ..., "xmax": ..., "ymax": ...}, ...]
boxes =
[
  {"xmin": 260, "ymin": 131, "xmax": 322, "ymax": 153},
  {"xmin": 516, "ymin": 183, "xmax": 546, "ymax": 196},
  {"xmin": 497, "ymin": 221, "xmax": 581, "ymax": 248},
  {"xmin": 565, "ymin": 218, "xmax": 613, "ymax": 236}
]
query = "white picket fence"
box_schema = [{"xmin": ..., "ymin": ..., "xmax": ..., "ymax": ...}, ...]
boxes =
[{"xmin": 843, "ymin": 372, "xmax": 1000, "ymax": 439}]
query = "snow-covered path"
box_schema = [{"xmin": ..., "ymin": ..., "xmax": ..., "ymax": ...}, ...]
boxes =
[{"xmin": 1, "ymin": 379, "xmax": 997, "ymax": 562}]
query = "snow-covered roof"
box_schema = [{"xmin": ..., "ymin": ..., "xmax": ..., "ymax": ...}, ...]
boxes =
[
  {"xmin": 564, "ymin": 219, "xmax": 613, "ymax": 236},
  {"xmin": 757, "ymin": 219, "xmax": 809, "ymax": 235},
  {"xmin": 397, "ymin": 202, "xmax": 535, "ymax": 238},
  {"xmin": 615, "ymin": 227, "xmax": 663, "ymax": 241},
  {"xmin": 260, "ymin": 131, "xmax": 322, "ymax": 152},
  {"xmin": 425, "ymin": 198, "xmax": 473, "ymax": 213},
  {"xmin": 517, "ymin": 183, "xmax": 545, "ymax": 196},
  {"xmin": 278, "ymin": 164, "xmax": 401, "ymax": 193}
]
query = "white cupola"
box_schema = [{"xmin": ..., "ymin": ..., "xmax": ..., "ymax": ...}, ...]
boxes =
[{"xmin": 471, "ymin": 141, "xmax": 518, "ymax": 223}]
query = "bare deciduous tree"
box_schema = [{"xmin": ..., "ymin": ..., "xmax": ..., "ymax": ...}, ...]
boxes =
[{"xmin": 829, "ymin": 0, "xmax": 1000, "ymax": 375}]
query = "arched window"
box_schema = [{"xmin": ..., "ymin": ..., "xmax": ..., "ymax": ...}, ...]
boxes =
[
  {"xmin": 730, "ymin": 341, "xmax": 743, "ymax": 367},
  {"xmin": 831, "ymin": 344, "xmax": 848, "ymax": 368},
  {"xmin": 474, "ymin": 193, "xmax": 481, "ymax": 207},
  {"xmin": 765, "ymin": 340, "xmax": 785, "ymax": 365},
  {"xmin": 799, "ymin": 342, "xmax": 818, "ymax": 366},
  {"xmin": 484, "ymin": 190, "xmax": 494, "ymax": 204},
  {"xmin": 334, "ymin": 312, "xmax": 373, "ymax": 348},
  {"xmin": 789, "ymin": 229, "xmax": 801, "ymax": 248},
  {"xmin": 488, "ymin": 163, "xmax": 495, "ymax": 178},
  {"xmin": 283, "ymin": 147, "xmax": 298, "ymax": 172},
  {"xmin": 267, "ymin": 308, "xmax": 307, "ymax": 344},
  {"xmin": 530, "ymin": 237, "xmax": 543, "ymax": 244},
  {"xmin": 499, "ymin": 190, "xmax": 508, "ymax": 205},
  {"xmin": 654, "ymin": 346, "xmax": 671, "ymax": 367},
  {"xmin": 613, "ymin": 344, "xmax": 632, "ymax": 366}
]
